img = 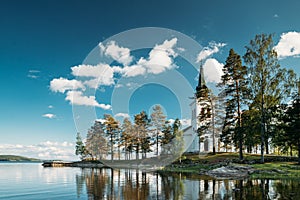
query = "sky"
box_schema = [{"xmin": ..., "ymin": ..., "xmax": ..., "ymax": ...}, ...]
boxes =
[{"xmin": 1, "ymin": 0, "xmax": 300, "ymax": 160}]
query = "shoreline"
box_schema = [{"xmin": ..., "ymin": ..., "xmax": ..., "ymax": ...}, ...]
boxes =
[{"xmin": 42, "ymin": 153, "xmax": 300, "ymax": 180}]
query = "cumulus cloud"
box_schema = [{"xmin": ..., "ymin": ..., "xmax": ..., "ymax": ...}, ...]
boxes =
[
  {"xmin": 0, "ymin": 141, "xmax": 76, "ymax": 161},
  {"xmin": 274, "ymin": 31, "xmax": 300, "ymax": 59},
  {"xmin": 121, "ymin": 64, "xmax": 146, "ymax": 77},
  {"xmin": 65, "ymin": 90, "xmax": 111, "ymax": 110},
  {"xmin": 50, "ymin": 77, "xmax": 85, "ymax": 93},
  {"xmin": 49, "ymin": 38, "xmax": 179, "ymax": 110},
  {"xmin": 197, "ymin": 42, "xmax": 226, "ymax": 63},
  {"xmin": 203, "ymin": 58, "xmax": 224, "ymax": 83},
  {"xmin": 99, "ymin": 41, "xmax": 133, "ymax": 65},
  {"xmin": 138, "ymin": 38, "xmax": 178, "ymax": 74},
  {"xmin": 115, "ymin": 112, "xmax": 130, "ymax": 118},
  {"xmin": 71, "ymin": 64, "xmax": 115, "ymax": 88},
  {"xmin": 42, "ymin": 113, "xmax": 56, "ymax": 119}
]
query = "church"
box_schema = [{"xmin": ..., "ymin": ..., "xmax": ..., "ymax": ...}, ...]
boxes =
[{"xmin": 183, "ymin": 66, "xmax": 219, "ymax": 153}]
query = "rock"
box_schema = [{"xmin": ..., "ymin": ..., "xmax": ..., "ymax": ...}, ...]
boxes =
[{"xmin": 206, "ymin": 165, "xmax": 254, "ymax": 179}]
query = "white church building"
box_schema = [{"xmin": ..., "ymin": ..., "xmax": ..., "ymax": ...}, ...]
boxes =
[{"xmin": 183, "ymin": 66, "xmax": 219, "ymax": 153}]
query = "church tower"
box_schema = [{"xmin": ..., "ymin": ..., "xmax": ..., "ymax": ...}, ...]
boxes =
[{"xmin": 184, "ymin": 64, "xmax": 212, "ymax": 153}]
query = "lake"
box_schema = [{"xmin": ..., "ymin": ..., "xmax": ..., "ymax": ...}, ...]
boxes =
[{"xmin": 0, "ymin": 162, "xmax": 299, "ymax": 199}]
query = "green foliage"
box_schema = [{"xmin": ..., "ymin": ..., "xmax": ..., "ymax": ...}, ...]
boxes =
[
  {"xmin": 282, "ymin": 84, "xmax": 300, "ymax": 164},
  {"xmin": 243, "ymin": 33, "xmax": 297, "ymax": 162},
  {"xmin": 85, "ymin": 121, "xmax": 108, "ymax": 160},
  {"xmin": 75, "ymin": 132, "xmax": 87, "ymax": 160},
  {"xmin": 196, "ymin": 66, "xmax": 212, "ymax": 153},
  {"xmin": 104, "ymin": 114, "xmax": 120, "ymax": 161},
  {"xmin": 150, "ymin": 104, "xmax": 166, "ymax": 155},
  {"xmin": 219, "ymin": 49, "xmax": 248, "ymax": 160},
  {"xmin": 134, "ymin": 111, "xmax": 151, "ymax": 159}
]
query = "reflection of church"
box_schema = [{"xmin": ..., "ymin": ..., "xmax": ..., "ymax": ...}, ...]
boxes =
[{"xmin": 183, "ymin": 66, "xmax": 219, "ymax": 153}]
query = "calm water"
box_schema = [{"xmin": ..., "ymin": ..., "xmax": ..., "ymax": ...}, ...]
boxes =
[{"xmin": 0, "ymin": 162, "xmax": 299, "ymax": 200}]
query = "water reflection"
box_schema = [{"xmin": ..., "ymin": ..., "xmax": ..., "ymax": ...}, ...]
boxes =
[{"xmin": 76, "ymin": 168, "xmax": 300, "ymax": 200}]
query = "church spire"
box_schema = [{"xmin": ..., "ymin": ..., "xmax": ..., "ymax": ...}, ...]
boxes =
[
  {"xmin": 198, "ymin": 64, "xmax": 206, "ymax": 88},
  {"xmin": 196, "ymin": 64, "xmax": 208, "ymax": 98}
]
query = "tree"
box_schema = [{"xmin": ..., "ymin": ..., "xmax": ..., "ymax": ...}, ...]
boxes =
[
  {"xmin": 150, "ymin": 105, "xmax": 166, "ymax": 155},
  {"xmin": 85, "ymin": 121, "xmax": 108, "ymax": 160},
  {"xmin": 104, "ymin": 114, "xmax": 120, "ymax": 161},
  {"xmin": 120, "ymin": 118, "xmax": 134, "ymax": 160},
  {"xmin": 219, "ymin": 49, "xmax": 248, "ymax": 160},
  {"xmin": 282, "ymin": 80, "xmax": 300, "ymax": 164},
  {"xmin": 133, "ymin": 111, "xmax": 151, "ymax": 160},
  {"xmin": 75, "ymin": 132, "xmax": 87, "ymax": 160},
  {"xmin": 196, "ymin": 66, "xmax": 211, "ymax": 154},
  {"xmin": 171, "ymin": 119, "xmax": 184, "ymax": 161},
  {"xmin": 243, "ymin": 34, "xmax": 296, "ymax": 163},
  {"xmin": 161, "ymin": 121, "xmax": 174, "ymax": 155}
]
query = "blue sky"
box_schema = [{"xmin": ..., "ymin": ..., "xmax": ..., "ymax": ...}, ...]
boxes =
[{"xmin": 1, "ymin": 0, "xmax": 300, "ymax": 160}]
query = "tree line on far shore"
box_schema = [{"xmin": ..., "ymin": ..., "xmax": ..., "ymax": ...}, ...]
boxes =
[{"xmin": 75, "ymin": 105, "xmax": 184, "ymax": 161}]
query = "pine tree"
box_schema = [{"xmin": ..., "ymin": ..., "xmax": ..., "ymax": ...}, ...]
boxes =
[
  {"xmin": 219, "ymin": 49, "xmax": 248, "ymax": 160},
  {"xmin": 85, "ymin": 121, "xmax": 108, "ymax": 160},
  {"xmin": 104, "ymin": 114, "xmax": 120, "ymax": 161},
  {"xmin": 120, "ymin": 118, "xmax": 134, "ymax": 160},
  {"xmin": 150, "ymin": 105, "xmax": 166, "ymax": 155},
  {"xmin": 196, "ymin": 65, "xmax": 211, "ymax": 154},
  {"xmin": 161, "ymin": 121, "xmax": 174, "ymax": 155},
  {"xmin": 133, "ymin": 111, "xmax": 151, "ymax": 160},
  {"xmin": 75, "ymin": 132, "xmax": 87, "ymax": 160}
]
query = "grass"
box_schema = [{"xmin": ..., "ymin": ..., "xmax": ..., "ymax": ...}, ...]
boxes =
[
  {"xmin": 250, "ymin": 162, "xmax": 300, "ymax": 179},
  {"xmin": 160, "ymin": 153, "xmax": 300, "ymax": 179}
]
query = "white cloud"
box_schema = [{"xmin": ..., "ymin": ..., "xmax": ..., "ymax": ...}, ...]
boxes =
[
  {"xmin": 0, "ymin": 141, "xmax": 77, "ymax": 161},
  {"xmin": 168, "ymin": 118, "xmax": 191, "ymax": 127},
  {"xmin": 27, "ymin": 74, "xmax": 39, "ymax": 79},
  {"xmin": 122, "ymin": 64, "xmax": 146, "ymax": 77},
  {"xmin": 48, "ymin": 105, "xmax": 53, "ymax": 109},
  {"xmin": 65, "ymin": 90, "xmax": 111, "ymax": 110},
  {"xmin": 197, "ymin": 42, "xmax": 226, "ymax": 63},
  {"xmin": 273, "ymin": 14, "xmax": 279, "ymax": 18},
  {"xmin": 99, "ymin": 41, "xmax": 133, "ymax": 65},
  {"xmin": 203, "ymin": 58, "xmax": 224, "ymax": 83},
  {"xmin": 140, "ymin": 38, "xmax": 178, "ymax": 74},
  {"xmin": 274, "ymin": 31, "xmax": 300, "ymax": 59},
  {"xmin": 115, "ymin": 112, "xmax": 130, "ymax": 118},
  {"xmin": 27, "ymin": 70, "xmax": 40, "ymax": 79},
  {"xmin": 50, "ymin": 77, "xmax": 85, "ymax": 93},
  {"xmin": 42, "ymin": 113, "xmax": 56, "ymax": 119},
  {"xmin": 110, "ymin": 38, "xmax": 178, "ymax": 77},
  {"xmin": 71, "ymin": 64, "xmax": 115, "ymax": 88},
  {"xmin": 95, "ymin": 119, "xmax": 106, "ymax": 124}
]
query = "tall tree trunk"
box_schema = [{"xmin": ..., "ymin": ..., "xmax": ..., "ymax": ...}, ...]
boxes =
[
  {"xmin": 236, "ymin": 80, "xmax": 243, "ymax": 160},
  {"xmin": 136, "ymin": 144, "xmax": 139, "ymax": 161},
  {"xmin": 265, "ymin": 140, "xmax": 269, "ymax": 155},
  {"xmin": 156, "ymin": 130, "xmax": 159, "ymax": 156},
  {"xmin": 298, "ymin": 141, "xmax": 300, "ymax": 165},
  {"xmin": 261, "ymin": 76, "xmax": 265, "ymax": 163},
  {"xmin": 290, "ymin": 145, "xmax": 293, "ymax": 157},
  {"xmin": 111, "ymin": 134, "xmax": 114, "ymax": 161}
]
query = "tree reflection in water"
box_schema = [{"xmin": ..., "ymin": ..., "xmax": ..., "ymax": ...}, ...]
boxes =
[{"xmin": 76, "ymin": 168, "xmax": 300, "ymax": 200}]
